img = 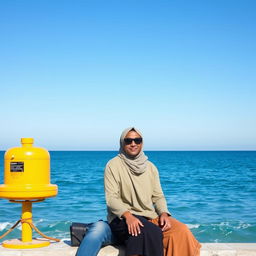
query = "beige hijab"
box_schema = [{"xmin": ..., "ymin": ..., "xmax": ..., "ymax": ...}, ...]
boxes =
[{"xmin": 118, "ymin": 127, "xmax": 148, "ymax": 175}]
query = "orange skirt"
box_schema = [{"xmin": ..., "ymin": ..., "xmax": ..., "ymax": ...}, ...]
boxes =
[{"xmin": 149, "ymin": 217, "xmax": 201, "ymax": 256}]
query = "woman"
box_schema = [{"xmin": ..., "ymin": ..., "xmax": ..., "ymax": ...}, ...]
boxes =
[{"xmin": 104, "ymin": 127, "xmax": 201, "ymax": 256}]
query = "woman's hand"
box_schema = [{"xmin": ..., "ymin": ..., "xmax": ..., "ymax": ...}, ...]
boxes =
[
  {"xmin": 122, "ymin": 211, "xmax": 144, "ymax": 236},
  {"xmin": 159, "ymin": 212, "xmax": 171, "ymax": 231}
]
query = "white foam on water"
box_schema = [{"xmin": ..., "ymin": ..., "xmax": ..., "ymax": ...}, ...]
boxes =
[
  {"xmin": 209, "ymin": 221, "xmax": 252, "ymax": 230},
  {"xmin": 186, "ymin": 224, "xmax": 200, "ymax": 229},
  {"xmin": 225, "ymin": 230, "xmax": 233, "ymax": 236},
  {"xmin": 34, "ymin": 218, "xmax": 44, "ymax": 224},
  {"xmin": 235, "ymin": 222, "xmax": 252, "ymax": 229},
  {"xmin": 218, "ymin": 221, "xmax": 230, "ymax": 226},
  {"xmin": 0, "ymin": 222, "xmax": 11, "ymax": 231}
]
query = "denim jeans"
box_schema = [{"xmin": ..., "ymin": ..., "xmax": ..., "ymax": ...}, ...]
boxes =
[{"xmin": 76, "ymin": 220, "xmax": 114, "ymax": 256}]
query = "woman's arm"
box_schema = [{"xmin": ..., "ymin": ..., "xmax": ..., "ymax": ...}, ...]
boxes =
[
  {"xmin": 151, "ymin": 164, "xmax": 171, "ymax": 216},
  {"xmin": 104, "ymin": 164, "xmax": 128, "ymax": 218},
  {"xmin": 151, "ymin": 165, "xmax": 172, "ymax": 231}
]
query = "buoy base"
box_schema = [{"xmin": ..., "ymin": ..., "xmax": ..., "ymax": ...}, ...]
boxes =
[{"xmin": 2, "ymin": 238, "xmax": 50, "ymax": 249}]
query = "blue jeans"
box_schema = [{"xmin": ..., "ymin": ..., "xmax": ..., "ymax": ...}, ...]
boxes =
[{"xmin": 76, "ymin": 220, "xmax": 114, "ymax": 256}]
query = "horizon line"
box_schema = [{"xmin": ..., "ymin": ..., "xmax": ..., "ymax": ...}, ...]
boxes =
[{"xmin": 1, "ymin": 149, "xmax": 255, "ymax": 152}]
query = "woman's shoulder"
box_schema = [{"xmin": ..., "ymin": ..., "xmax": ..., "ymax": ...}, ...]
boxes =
[
  {"xmin": 106, "ymin": 156, "xmax": 122, "ymax": 168},
  {"xmin": 147, "ymin": 161, "xmax": 159, "ymax": 174},
  {"xmin": 147, "ymin": 160, "xmax": 157, "ymax": 169},
  {"xmin": 105, "ymin": 156, "xmax": 123, "ymax": 178}
]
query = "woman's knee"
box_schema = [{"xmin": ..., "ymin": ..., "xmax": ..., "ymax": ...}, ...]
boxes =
[
  {"xmin": 88, "ymin": 221, "xmax": 112, "ymax": 238},
  {"xmin": 140, "ymin": 219, "xmax": 163, "ymax": 239},
  {"xmin": 171, "ymin": 218, "xmax": 187, "ymax": 228},
  {"xmin": 91, "ymin": 220, "xmax": 110, "ymax": 231},
  {"xmin": 165, "ymin": 217, "xmax": 190, "ymax": 236}
]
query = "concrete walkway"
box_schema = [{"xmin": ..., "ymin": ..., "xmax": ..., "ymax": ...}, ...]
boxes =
[{"xmin": 1, "ymin": 240, "xmax": 256, "ymax": 255}]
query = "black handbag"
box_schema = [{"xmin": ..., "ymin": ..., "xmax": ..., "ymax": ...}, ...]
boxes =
[{"xmin": 70, "ymin": 222, "xmax": 90, "ymax": 246}]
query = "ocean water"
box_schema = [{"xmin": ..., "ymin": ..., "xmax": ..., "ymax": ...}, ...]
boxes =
[{"xmin": 0, "ymin": 151, "xmax": 255, "ymax": 243}]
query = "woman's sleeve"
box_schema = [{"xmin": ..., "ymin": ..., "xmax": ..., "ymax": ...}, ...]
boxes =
[
  {"xmin": 151, "ymin": 164, "xmax": 171, "ymax": 216},
  {"xmin": 104, "ymin": 164, "xmax": 128, "ymax": 218}
]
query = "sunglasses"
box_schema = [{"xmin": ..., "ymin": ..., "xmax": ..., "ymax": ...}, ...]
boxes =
[{"xmin": 124, "ymin": 137, "xmax": 143, "ymax": 145}]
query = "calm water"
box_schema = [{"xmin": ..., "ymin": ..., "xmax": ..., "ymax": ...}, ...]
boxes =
[{"xmin": 0, "ymin": 151, "xmax": 255, "ymax": 242}]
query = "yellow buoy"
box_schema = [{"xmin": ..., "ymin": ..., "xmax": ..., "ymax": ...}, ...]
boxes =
[{"xmin": 0, "ymin": 138, "xmax": 58, "ymax": 249}]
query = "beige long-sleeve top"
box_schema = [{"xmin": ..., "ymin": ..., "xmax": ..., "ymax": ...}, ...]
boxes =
[{"xmin": 104, "ymin": 156, "xmax": 171, "ymax": 223}]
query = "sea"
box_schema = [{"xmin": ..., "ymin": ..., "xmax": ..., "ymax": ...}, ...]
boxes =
[{"xmin": 0, "ymin": 151, "xmax": 255, "ymax": 243}]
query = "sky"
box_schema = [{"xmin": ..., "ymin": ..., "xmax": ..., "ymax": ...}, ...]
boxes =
[{"xmin": 0, "ymin": 0, "xmax": 255, "ymax": 150}]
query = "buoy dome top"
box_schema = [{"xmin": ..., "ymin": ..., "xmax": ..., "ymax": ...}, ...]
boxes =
[{"xmin": 5, "ymin": 138, "xmax": 49, "ymax": 160}]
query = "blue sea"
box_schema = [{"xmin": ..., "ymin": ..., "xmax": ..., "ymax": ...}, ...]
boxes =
[{"xmin": 0, "ymin": 151, "xmax": 255, "ymax": 243}]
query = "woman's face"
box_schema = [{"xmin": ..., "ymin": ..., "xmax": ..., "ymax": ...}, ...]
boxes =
[{"xmin": 123, "ymin": 130, "xmax": 143, "ymax": 157}]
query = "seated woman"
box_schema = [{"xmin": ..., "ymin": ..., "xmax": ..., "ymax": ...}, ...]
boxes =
[{"xmin": 104, "ymin": 127, "xmax": 201, "ymax": 256}]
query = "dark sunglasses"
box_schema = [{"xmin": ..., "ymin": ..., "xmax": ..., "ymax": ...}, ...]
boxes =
[{"xmin": 124, "ymin": 137, "xmax": 143, "ymax": 145}]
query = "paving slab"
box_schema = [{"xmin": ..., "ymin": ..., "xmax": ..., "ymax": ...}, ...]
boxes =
[{"xmin": 0, "ymin": 241, "xmax": 256, "ymax": 255}]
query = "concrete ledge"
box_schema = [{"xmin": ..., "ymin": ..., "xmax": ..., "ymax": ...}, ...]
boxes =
[{"xmin": 0, "ymin": 241, "xmax": 256, "ymax": 256}]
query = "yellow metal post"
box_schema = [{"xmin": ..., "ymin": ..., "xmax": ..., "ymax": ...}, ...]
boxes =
[{"xmin": 21, "ymin": 201, "xmax": 32, "ymax": 242}]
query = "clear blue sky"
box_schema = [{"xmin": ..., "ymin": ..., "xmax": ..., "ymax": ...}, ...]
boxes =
[{"xmin": 0, "ymin": 0, "xmax": 255, "ymax": 150}]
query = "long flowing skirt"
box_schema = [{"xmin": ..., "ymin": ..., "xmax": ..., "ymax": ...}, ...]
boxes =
[{"xmin": 149, "ymin": 217, "xmax": 201, "ymax": 256}]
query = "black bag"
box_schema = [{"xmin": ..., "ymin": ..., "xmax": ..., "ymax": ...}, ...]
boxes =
[{"xmin": 70, "ymin": 222, "xmax": 89, "ymax": 247}]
